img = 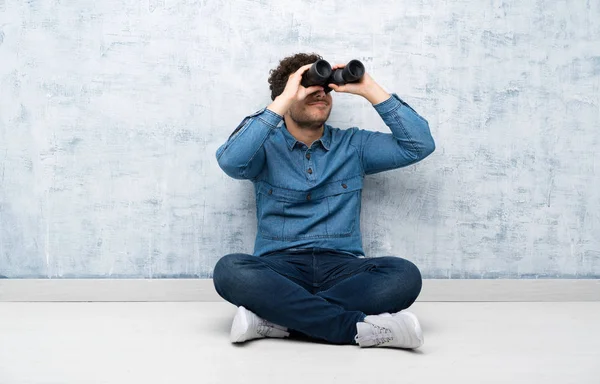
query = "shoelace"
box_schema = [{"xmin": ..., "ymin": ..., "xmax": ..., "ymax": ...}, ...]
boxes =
[
  {"xmin": 355, "ymin": 324, "xmax": 395, "ymax": 346},
  {"xmin": 371, "ymin": 324, "xmax": 394, "ymax": 345},
  {"xmin": 256, "ymin": 319, "xmax": 273, "ymax": 337}
]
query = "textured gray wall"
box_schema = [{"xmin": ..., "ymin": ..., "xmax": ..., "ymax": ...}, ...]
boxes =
[{"xmin": 0, "ymin": 0, "xmax": 599, "ymax": 279}]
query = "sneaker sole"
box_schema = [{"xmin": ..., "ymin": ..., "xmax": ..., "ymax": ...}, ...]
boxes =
[{"xmin": 230, "ymin": 306, "xmax": 250, "ymax": 343}]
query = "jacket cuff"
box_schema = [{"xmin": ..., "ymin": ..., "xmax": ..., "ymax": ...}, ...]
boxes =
[
  {"xmin": 373, "ymin": 93, "xmax": 404, "ymax": 115},
  {"xmin": 257, "ymin": 108, "xmax": 284, "ymax": 128}
]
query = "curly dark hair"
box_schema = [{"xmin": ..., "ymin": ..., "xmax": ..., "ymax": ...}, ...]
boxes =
[{"xmin": 268, "ymin": 52, "xmax": 323, "ymax": 101}]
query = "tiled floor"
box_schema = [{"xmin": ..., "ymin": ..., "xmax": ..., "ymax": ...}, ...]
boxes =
[{"xmin": 1, "ymin": 302, "xmax": 599, "ymax": 383}]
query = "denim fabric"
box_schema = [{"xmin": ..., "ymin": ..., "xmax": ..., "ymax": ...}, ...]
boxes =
[
  {"xmin": 216, "ymin": 94, "xmax": 435, "ymax": 257},
  {"xmin": 213, "ymin": 249, "xmax": 422, "ymax": 344}
]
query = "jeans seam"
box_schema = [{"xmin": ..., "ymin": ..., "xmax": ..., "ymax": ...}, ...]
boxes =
[
  {"xmin": 312, "ymin": 252, "xmax": 318, "ymax": 291},
  {"xmin": 259, "ymin": 259, "xmax": 305, "ymax": 285}
]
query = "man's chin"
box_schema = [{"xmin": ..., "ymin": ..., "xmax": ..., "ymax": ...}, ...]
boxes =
[
  {"xmin": 311, "ymin": 110, "xmax": 331, "ymax": 123},
  {"xmin": 297, "ymin": 120, "xmax": 326, "ymax": 129},
  {"xmin": 308, "ymin": 116, "xmax": 328, "ymax": 126}
]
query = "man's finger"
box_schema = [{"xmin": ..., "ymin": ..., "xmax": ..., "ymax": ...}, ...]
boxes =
[
  {"xmin": 328, "ymin": 83, "xmax": 343, "ymax": 92},
  {"xmin": 296, "ymin": 63, "xmax": 314, "ymax": 75},
  {"xmin": 305, "ymin": 86, "xmax": 324, "ymax": 94}
]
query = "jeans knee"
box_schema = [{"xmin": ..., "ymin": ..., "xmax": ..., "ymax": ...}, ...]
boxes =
[
  {"xmin": 212, "ymin": 253, "xmax": 252, "ymax": 299},
  {"xmin": 400, "ymin": 259, "xmax": 422, "ymax": 298},
  {"xmin": 378, "ymin": 257, "xmax": 422, "ymax": 310}
]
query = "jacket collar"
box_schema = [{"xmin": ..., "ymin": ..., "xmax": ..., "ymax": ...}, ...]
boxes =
[{"xmin": 281, "ymin": 122, "xmax": 331, "ymax": 152}]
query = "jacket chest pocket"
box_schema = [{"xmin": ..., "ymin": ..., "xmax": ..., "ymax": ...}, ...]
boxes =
[{"xmin": 256, "ymin": 176, "xmax": 363, "ymax": 241}]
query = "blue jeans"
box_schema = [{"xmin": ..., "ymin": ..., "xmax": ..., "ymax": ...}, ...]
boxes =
[{"xmin": 212, "ymin": 248, "xmax": 422, "ymax": 345}]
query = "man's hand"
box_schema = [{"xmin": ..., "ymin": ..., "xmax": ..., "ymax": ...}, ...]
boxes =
[
  {"xmin": 327, "ymin": 63, "xmax": 390, "ymax": 105},
  {"xmin": 267, "ymin": 63, "xmax": 324, "ymax": 116}
]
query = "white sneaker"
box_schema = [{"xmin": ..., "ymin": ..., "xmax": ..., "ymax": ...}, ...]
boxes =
[
  {"xmin": 230, "ymin": 306, "xmax": 290, "ymax": 343},
  {"xmin": 355, "ymin": 310, "xmax": 424, "ymax": 349}
]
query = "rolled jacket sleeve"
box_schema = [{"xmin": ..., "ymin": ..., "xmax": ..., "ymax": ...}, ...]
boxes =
[
  {"xmin": 357, "ymin": 93, "xmax": 435, "ymax": 175},
  {"xmin": 216, "ymin": 108, "xmax": 283, "ymax": 180}
]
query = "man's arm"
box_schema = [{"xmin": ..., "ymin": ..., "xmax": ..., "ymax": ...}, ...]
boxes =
[
  {"xmin": 216, "ymin": 109, "xmax": 281, "ymax": 180},
  {"xmin": 328, "ymin": 66, "xmax": 435, "ymax": 175},
  {"xmin": 216, "ymin": 63, "xmax": 325, "ymax": 180},
  {"xmin": 357, "ymin": 94, "xmax": 435, "ymax": 175}
]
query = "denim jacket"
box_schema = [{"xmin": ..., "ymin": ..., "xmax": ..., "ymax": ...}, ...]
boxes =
[{"xmin": 216, "ymin": 94, "xmax": 435, "ymax": 257}]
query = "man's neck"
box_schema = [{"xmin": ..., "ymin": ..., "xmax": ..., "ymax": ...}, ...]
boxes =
[{"xmin": 284, "ymin": 115, "xmax": 324, "ymax": 148}]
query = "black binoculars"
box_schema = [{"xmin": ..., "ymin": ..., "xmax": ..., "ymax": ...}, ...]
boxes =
[{"xmin": 300, "ymin": 59, "xmax": 365, "ymax": 93}]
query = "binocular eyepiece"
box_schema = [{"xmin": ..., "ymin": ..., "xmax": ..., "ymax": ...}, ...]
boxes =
[{"xmin": 300, "ymin": 59, "xmax": 365, "ymax": 93}]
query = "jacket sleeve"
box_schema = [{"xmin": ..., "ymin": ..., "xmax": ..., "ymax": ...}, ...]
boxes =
[
  {"xmin": 215, "ymin": 108, "xmax": 282, "ymax": 180},
  {"xmin": 355, "ymin": 94, "xmax": 435, "ymax": 175}
]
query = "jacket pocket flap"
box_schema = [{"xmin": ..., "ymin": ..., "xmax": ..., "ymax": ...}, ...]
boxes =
[{"xmin": 257, "ymin": 175, "xmax": 363, "ymax": 202}]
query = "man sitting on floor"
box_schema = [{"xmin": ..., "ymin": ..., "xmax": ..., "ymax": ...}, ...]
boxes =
[{"xmin": 213, "ymin": 53, "xmax": 435, "ymax": 349}]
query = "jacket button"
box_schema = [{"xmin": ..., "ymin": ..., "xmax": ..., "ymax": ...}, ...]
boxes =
[
  {"xmin": 307, "ymin": 168, "xmax": 313, "ymax": 174},
  {"xmin": 268, "ymin": 189, "xmax": 273, "ymax": 195},
  {"xmin": 342, "ymin": 184, "xmax": 347, "ymax": 189},
  {"xmin": 306, "ymin": 153, "xmax": 311, "ymax": 160},
  {"xmin": 306, "ymin": 194, "xmax": 312, "ymax": 201}
]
